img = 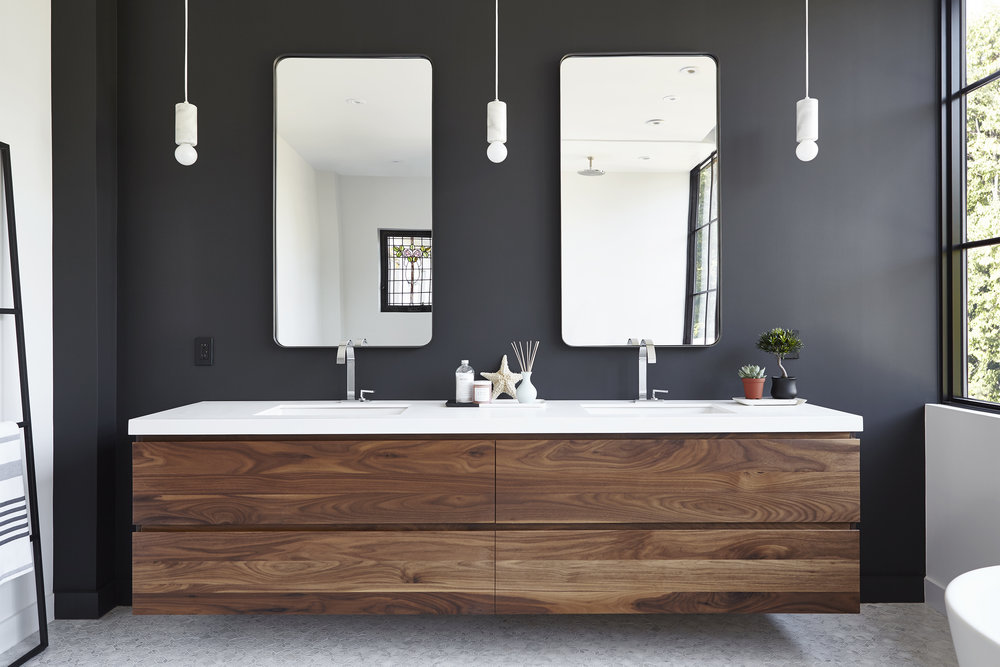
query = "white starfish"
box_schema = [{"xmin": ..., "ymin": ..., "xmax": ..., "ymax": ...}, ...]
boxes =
[{"xmin": 481, "ymin": 355, "xmax": 522, "ymax": 401}]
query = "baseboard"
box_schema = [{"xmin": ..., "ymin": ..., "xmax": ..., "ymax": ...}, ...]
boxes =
[
  {"xmin": 924, "ymin": 577, "xmax": 947, "ymax": 615},
  {"xmin": 861, "ymin": 575, "xmax": 925, "ymax": 602},
  {"xmin": 0, "ymin": 592, "xmax": 54, "ymax": 656},
  {"xmin": 55, "ymin": 581, "xmax": 117, "ymax": 619}
]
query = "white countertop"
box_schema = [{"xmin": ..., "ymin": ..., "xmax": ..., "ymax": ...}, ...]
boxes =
[{"xmin": 128, "ymin": 399, "xmax": 863, "ymax": 436}]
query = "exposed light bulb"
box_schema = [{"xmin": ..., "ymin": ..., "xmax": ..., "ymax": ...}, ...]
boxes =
[
  {"xmin": 795, "ymin": 140, "xmax": 818, "ymax": 162},
  {"xmin": 175, "ymin": 143, "xmax": 198, "ymax": 166},
  {"xmin": 487, "ymin": 141, "xmax": 508, "ymax": 163}
]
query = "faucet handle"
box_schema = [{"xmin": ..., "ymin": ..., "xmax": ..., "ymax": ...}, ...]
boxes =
[
  {"xmin": 651, "ymin": 389, "xmax": 669, "ymax": 401},
  {"xmin": 359, "ymin": 389, "xmax": 375, "ymax": 402}
]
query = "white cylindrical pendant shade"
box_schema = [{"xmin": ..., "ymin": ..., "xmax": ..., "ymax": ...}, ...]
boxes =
[
  {"xmin": 175, "ymin": 102, "xmax": 198, "ymax": 146},
  {"xmin": 796, "ymin": 97, "xmax": 818, "ymax": 143},
  {"xmin": 487, "ymin": 99, "xmax": 507, "ymax": 144}
]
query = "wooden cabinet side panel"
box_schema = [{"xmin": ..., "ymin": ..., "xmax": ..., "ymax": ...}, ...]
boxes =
[
  {"xmin": 133, "ymin": 439, "xmax": 495, "ymax": 525},
  {"xmin": 133, "ymin": 531, "xmax": 496, "ymax": 615},
  {"xmin": 497, "ymin": 439, "xmax": 860, "ymax": 523}
]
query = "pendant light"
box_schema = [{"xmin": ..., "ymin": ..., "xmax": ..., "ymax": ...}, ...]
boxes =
[
  {"xmin": 175, "ymin": 0, "xmax": 198, "ymax": 166},
  {"xmin": 577, "ymin": 156, "xmax": 605, "ymax": 177},
  {"xmin": 795, "ymin": 0, "xmax": 818, "ymax": 162},
  {"xmin": 486, "ymin": 0, "xmax": 508, "ymax": 163}
]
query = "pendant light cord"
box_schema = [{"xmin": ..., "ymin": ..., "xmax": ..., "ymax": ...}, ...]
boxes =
[
  {"xmin": 804, "ymin": 0, "xmax": 809, "ymax": 98},
  {"xmin": 184, "ymin": 0, "xmax": 189, "ymax": 102},
  {"xmin": 494, "ymin": 0, "xmax": 499, "ymax": 101}
]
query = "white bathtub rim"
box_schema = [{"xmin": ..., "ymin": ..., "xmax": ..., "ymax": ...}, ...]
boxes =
[{"xmin": 945, "ymin": 564, "xmax": 1000, "ymax": 666}]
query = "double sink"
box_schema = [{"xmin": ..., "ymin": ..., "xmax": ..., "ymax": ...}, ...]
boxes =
[{"xmin": 255, "ymin": 401, "xmax": 734, "ymax": 418}]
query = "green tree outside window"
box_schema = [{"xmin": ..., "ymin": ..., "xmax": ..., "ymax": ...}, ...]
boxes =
[{"xmin": 966, "ymin": 5, "xmax": 1000, "ymax": 402}]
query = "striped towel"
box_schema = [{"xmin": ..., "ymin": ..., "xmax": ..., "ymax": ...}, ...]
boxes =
[{"xmin": 0, "ymin": 422, "xmax": 31, "ymax": 585}]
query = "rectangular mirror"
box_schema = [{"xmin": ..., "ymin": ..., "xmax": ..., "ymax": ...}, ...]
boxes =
[
  {"xmin": 274, "ymin": 56, "xmax": 432, "ymax": 347},
  {"xmin": 561, "ymin": 54, "xmax": 719, "ymax": 347}
]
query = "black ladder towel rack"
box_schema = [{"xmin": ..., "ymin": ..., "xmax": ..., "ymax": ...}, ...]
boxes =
[{"xmin": 1, "ymin": 141, "xmax": 48, "ymax": 666}]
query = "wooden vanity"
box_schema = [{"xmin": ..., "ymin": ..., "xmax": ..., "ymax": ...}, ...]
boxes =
[{"xmin": 130, "ymin": 401, "xmax": 861, "ymax": 615}]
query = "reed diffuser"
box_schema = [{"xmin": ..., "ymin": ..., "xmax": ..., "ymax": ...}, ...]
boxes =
[{"xmin": 511, "ymin": 341, "xmax": 539, "ymax": 404}]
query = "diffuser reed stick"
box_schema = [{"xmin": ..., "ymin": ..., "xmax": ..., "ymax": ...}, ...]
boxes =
[{"xmin": 511, "ymin": 340, "xmax": 539, "ymax": 373}]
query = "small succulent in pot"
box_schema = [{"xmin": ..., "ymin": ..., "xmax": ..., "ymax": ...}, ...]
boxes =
[
  {"xmin": 737, "ymin": 364, "xmax": 766, "ymax": 379},
  {"xmin": 737, "ymin": 364, "xmax": 767, "ymax": 400},
  {"xmin": 756, "ymin": 328, "xmax": 803, "ymax": 399}
]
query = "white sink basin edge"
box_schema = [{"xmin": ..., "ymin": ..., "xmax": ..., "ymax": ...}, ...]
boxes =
[
  {"xmin": 580, "ymin": 402, "xmax": 735, "ymax": 416},
  {"xmin": 256, "ymin": 403, "xmax": 410, "ymax": 417},
  {"xmin": 255, "ymin": 401, "xmax": 736, "ymax": 418}
]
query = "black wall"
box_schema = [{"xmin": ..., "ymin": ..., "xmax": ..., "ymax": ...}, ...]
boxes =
[
  {"xmin": 52, "ymin": 0, "xmax": 119, "ymax": 618},
  {"xmin": 53, "ymin": 0, "xmax": 940, "ymax": 615}
]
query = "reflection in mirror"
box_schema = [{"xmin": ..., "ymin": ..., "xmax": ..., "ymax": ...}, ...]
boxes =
[
  {"xmin": 561, "ymin": 55, "xmax": 719, "ymax": 346},
  {"xmin": 274, "ymin": 56, "xmax": 432, "ymax": 347}
]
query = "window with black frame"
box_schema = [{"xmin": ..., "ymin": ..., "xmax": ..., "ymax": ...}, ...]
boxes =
[
  {"xmin": 945, "ymin": 0, "xmax": 1000, "ymax": 407},
  {"xmin": 684, "ymin": 152, "xmax": 719, "ymax": 345}
]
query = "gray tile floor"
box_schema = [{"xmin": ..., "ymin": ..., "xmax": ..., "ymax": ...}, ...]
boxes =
[{"xmin": 9, "ymin": 603, "xmax": 956, "ymax": 666}]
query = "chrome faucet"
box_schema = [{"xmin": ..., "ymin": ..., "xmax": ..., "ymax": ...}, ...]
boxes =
[
  {"xmin": 336, "ymin": 338, "xmax": 367, "ymax": 401},
  {"xmin": 337, "ymin": 340, "xmax": 355, "ymax": 400},
  {"xmin": 628, "ymin": 338, "xmax": 657, "ymax": 400}
]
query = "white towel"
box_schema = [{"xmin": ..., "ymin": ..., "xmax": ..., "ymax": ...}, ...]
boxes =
[{"xmin": 0, "ymin": 422, "xmax": 31, "ymax": 585}]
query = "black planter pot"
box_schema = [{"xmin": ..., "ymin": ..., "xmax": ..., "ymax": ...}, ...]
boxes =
[{"xmin": 771, "ymin": 376, "xmax": 798, "ymax": 399}]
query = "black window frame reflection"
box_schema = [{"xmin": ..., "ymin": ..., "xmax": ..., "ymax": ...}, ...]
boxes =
[{"xmin": 684, "ymin": 151, "xmax": 719, "ymax": 345}]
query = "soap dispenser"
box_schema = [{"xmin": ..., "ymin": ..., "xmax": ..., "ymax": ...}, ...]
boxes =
[{"xmin": 455, "ymin": 360, "xmax": 475, "ymax": 403}]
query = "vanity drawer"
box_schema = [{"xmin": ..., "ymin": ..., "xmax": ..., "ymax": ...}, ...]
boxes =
[
  {"xmin": 495, "ymin": 528, "xmax": 859, "ymax": 614},
  {"xmin": 133, "ymin": 439, "xmax": 494, "ymax": 526},
  {"xmin": 133, "ymin": 530, "xmax": 495, "ymax": 614},
  {"xmin": 496, "ymin": 438, "xmax": 860, "ymax": 523}
]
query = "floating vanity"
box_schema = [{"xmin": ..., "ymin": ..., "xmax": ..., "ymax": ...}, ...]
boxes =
[{"xmin": 129, "ymin": 400, "xmax": 862, "ymax": 615}]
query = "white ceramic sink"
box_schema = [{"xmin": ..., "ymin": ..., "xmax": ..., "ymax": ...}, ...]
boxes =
[
  {"xmin": 581, "ymin": 402, "xmax": 734, "ymax": 416},
  {"xmin": 255, "ymin": 403, "xmax": 409, "ymax": 417}
]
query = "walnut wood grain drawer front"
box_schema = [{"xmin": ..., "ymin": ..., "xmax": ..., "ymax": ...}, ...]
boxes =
[
  {"xmin": 495, "ymin": 529, "xmax": 860, "ymax": 614},
  {"xmin": 133, "ymin": 530, "xmax": 495, "ymax": 614},
  {"xmin": 496, "ymin": 438, "xmax": 860, "ymax": 524},
  {"xmin": 133, "ymin": 439, "xmax": 494, "ymax": 526}
]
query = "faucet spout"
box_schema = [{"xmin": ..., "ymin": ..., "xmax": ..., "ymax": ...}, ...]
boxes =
[
  {"xmin": 336, "ymin": 340, "xmax": 356, "ymax": 401},
  {"xmin": 629, "ymin": 338, "xmax": 656, "ymax": 400},
  {"xmin": 639, "ymin": 345, "xmax": 647, "ymax": 401}
]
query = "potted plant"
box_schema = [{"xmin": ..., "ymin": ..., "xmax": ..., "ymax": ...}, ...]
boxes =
[
  {"xmin": 756, "ymin": 327, "xmax": 803, "ymax": 399},
  {"xmin": 737, "ymin": 364, "xmax": 767, "ymax": 399}
]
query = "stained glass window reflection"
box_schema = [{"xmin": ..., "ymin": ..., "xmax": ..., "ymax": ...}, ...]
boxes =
[{"xmin": 380, "ymin": 229, "xmax": 432, "ymax": 312}]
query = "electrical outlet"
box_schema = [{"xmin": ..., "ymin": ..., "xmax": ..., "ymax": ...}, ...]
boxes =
[{"xmin": 194, "ymin": 336, "xmax": 214, "ymax": 366}]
